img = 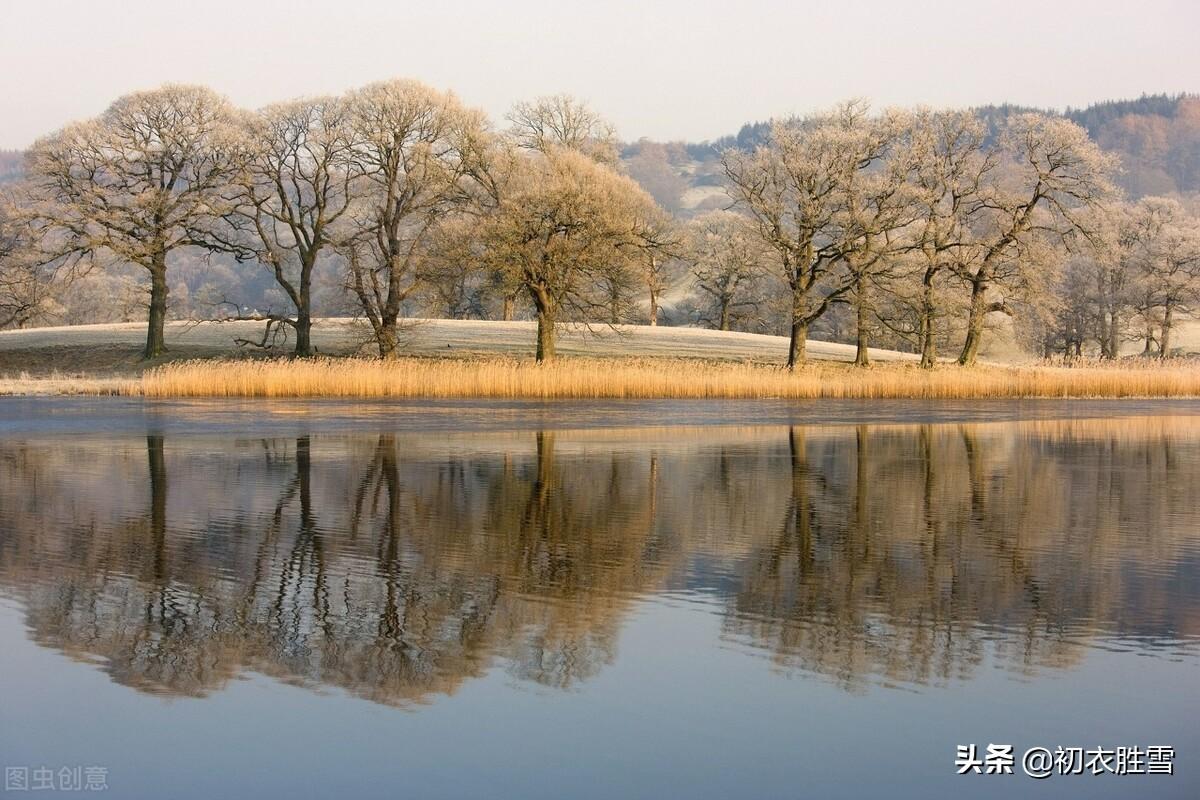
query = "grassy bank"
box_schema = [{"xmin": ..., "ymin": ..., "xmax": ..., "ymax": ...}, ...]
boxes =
[{"xmin": 126, "ymin": 357, "xmax": 1200, "ymax": 400}]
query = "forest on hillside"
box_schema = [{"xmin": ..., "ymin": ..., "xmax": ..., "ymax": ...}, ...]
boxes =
[
  {"xmin": 6, "ymin": 94, "xmax": 1199, "ymax": 207},
  {"xmin": 624, "ymin": 94, "xmax": 1200, "ymax": 216}
]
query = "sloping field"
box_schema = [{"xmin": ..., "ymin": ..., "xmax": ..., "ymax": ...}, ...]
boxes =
[{"xmin": 0, "ymin": 318, "xmax": 918, "ymax": 371}]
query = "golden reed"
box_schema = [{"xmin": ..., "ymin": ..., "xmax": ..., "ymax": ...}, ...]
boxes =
[{"xmin": 134, "ymin": 357, "xmax": 1200, "ymax": 400}]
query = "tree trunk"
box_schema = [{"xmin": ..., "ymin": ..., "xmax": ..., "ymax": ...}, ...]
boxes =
[
  {"xmin": 296, "ymin": 436, "xmax": 313, "ymax": 530},
  {"xmin": 919, "ymin": 268, "xmax": 937, "ymax": 369},
  {"xmin": 294, "ymin": 261, "xmax": 315, "ymax": 357},
  {"xmin": 719, "ymin": 301, "xmax": 731, "ymax": 332},
  {"xmin": 853, "ymin": 277, "xmax": 870, "ymax": 367},
  {"xmin": 957, "ymin": 278, "xmax": 988, "ymax": 366},
  {"xmin": 787, "ymin": 426, "xmax": 813, "ymax": 574},
  {"xmin": 377, "ymin": 322, "xmax": 399, "ymax": 359},
  {"xmin": 787, "ymin": 319, "xmax": 807, "ymax": 370},
  {"xmin": 144, "ymin": 260, "xmax": 169, "ymax": 360},
  {"xmin": 648, "ymin": 286, "xmax": 659, "ymax": 327},
  {"xmin": 535, "ymin": 313, "xmax": 556, "ymax": 363},
  {"xmin": 147, "ymin": 435, "xmax": 167, "ymax": 545},
  {"xmin": 294, "ymin": 311, "xmax": 313, "ymax": 358},
  {"xmin": 502, "ymin": 293, "xmax": 516, "ymax": 321},
  {"xmin": 1104, "ymin": 311, "xmax": 1121, "ymax": 360},
  {"xmin": 1160, "ymin": 303, "xmax": 1174, "ymax": 359},
  {"xmin": 145, "ymin": 434, "xmax": 169, "ymax": 591},
  {"xmin": 854, "ymin": 425, "xmax": 868, "ymax": 530},
  {"xmin": 530, "ymin": 285, "xmax": 556, "ymax": 363}
]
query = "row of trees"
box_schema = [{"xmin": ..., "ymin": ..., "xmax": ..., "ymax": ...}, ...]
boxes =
[
  {"xmin": 695, "ymin": 106, "xmax": 1198, "ymax": 364},
  {"xmin": 1042, "ymin": 197, "xmax": 1200, "ymax": 358},
  {"xmin": 2, "ymin": 81, "xmax": 1197, "ymax": 365},
  {"xmin": 2, "ymin": 83, "xmax": 664, "ymax": 361}
]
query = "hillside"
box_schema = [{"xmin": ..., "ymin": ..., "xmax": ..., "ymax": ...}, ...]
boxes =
[
  {"xmin": 0, "ymin": 318, "xmax": 918, "ymax": 382},
  {"xmin": 8, "ymin": 94, "xmax": 1198, "ymax": 205},
  {"xmin": 623, "ymin": 94, "xmax": 1200, "ymax": 215}
]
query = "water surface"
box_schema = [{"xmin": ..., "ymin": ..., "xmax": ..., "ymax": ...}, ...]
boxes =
[{"xmin": 1, "ymin": 399, "xmax": 1198, "ymax": 798}]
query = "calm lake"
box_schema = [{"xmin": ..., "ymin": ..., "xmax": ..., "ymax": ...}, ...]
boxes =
[{"xmin": 1, "ymin": 398, "xmax": 1198, "ymax": 799}]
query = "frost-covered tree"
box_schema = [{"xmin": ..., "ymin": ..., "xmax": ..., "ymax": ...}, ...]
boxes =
[
  {"xmin": 477, "ymin": 147, "xmax": 656, "ymax": 361},
  {"xmin": 25, "ymin": 85, "xmax": 239, "ymax": 358},
  {"xmin": 0, "ymin": 194, "xmax": 64, "ymax": 328},
  {"xmin": 629, "ymin": 206, "xmax": 682, "ymax": 326},
  {"xmin": 686, "ymin": 210, "xmax": 770, "ymax": 331},
  {"xmin": 507, "ymin": 95, "xmax": 619, "ymax": 165},
  {"xmin": 895, "ymin": 109, "xmax": 991, "ymax": 368},
  {"xmin": 723, "ymin": 102, "xmax": 901, "ymax": 368},
  {"xmin": 1136, "ymin": 199, "xmax": 1200, "ymax": 357},
  {"xmin": 829, "ymin": 110, "xmax": 918, "ymax": 366},
  {"xmin": 952, "ymin": 114, "xmax": 1116, "ymax": 365},
  {"xmin": 339, "ymin": 80, "xmax": 489, "ymax": 358},
  {"xmin": 225, "ymin": 97, "xmax": 361, "ymax": 355}
]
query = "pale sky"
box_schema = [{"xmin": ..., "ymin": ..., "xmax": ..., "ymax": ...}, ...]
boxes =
[{"xmin": 1, "ymin": 0, "xmax": 1197, "ymax": 149}]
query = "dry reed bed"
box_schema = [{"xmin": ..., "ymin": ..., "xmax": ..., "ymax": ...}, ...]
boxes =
[
  {"xmin": 135, "ymin": 357, "xmax": 1200, "ymax": 400},
  {"xmin": 0, "ymin": 372, "xmax": 135, "ymax": 396}
]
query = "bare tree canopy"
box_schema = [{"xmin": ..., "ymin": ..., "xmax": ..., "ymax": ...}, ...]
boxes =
[
  {"xmin": 892, "ymin": 109, "xmax": 990, "ymax": 368},
  {"xmin": 507, "ymin": 95, "xmax": 619, "ymax": 166},
  {"xmin": 0, "ymin": 194, "xmax": 68, "ymax": 329},
  {"xmin": 25, "ymin": 84, "xmax": 239, "ymax": 358},
  {"xmin": 686, "ymin": 210, "xmax": 770, "ymax": 332},
  {"xmin": 477, "ymin": 147, "xmax": 657, "ymax": 361},
  {"xmin": 723, "ymin": 101, "xmax": 905, "ymax": 368},
  {"xmin": 339, "ymin": 79, "xmax": 489, "ymax": 358},
  {"xmin": 724, "ymin": 103, "xmax": 1118, "ymax": 367},
  {"xmin": 951, "ymin": 114, "xmax": 1117, "ymax": 365},
  {"xmin": 13, "ymin": 80, "xmax": 1174, "ymax": 367},
  {"xmin": 1044, "ymin": 197, "xmax": 1200, "ymax": 359},
  {"xmin": 224, "ymin": 96, "xmax": 361, "ymax": 355}
]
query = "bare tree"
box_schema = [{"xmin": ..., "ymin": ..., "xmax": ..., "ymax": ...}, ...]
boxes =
[
  {"xmin": 25, "ymin": 85, "xmax": 238, "ymax": 358},
  {"xmin": 686, "ymin": 210, "xmax": 769, "ymax": 331},
  {"xmin": 225, "ymin": 97, "xmax": 360, "ymax": 356},
  {"xmin": 1055, "ymin": 199, "xmax": 1168, "ymax": 358},
  {"xmin": 477, "ymin": 147, "xmax": 656, "ymax": 361},
  {"xmin": 338, "ymin": 80, "xmax": 489, "ymax": 358},
  {"xmin": 1095, "ymin": 202, "xmax": 1159, "ymax": 358},
  {"xmin": 0, "ymin": 194, "xmax": 68, "ymax": 328},
  {"xmin": 415, "ymin": 214, "xmax": 491, "ymax": 319},
  {"xmin": 723, "ymin": 102, "xmax": 898, "ymax": 368},
  {"xmin": 953, "ymin": 114, "xmax": 1116, "ymax": 365},
  {"xmin": 830, "ymin": 110, "xmax": 917, "ymax": 366},
  {"xmin": 901, "ymin": 110, "xmax": 991, "ymax": 368},
  {"xmin": 507, "ymin": 95, "xmax": 619, "ymax": 165},
  {"xmin": 1135, "ymin": 198, "xmax": 1200, "ymax": 357},
  {"xmin": 629, "ymin": 207, "xmax": 683, "ymax": 326}
]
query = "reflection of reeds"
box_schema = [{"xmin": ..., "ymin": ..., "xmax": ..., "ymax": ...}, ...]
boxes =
[{"xmin": 137, "ymin": 357, "xmax": 1200, "ymax": 399}]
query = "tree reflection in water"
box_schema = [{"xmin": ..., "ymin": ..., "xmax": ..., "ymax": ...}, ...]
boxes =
[{"xmin": 0, "ymin": 418, "xmax": 1198, "ymax": 704}]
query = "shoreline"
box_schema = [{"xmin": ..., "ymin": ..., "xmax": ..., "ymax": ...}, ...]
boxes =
[
  {"xmin": 3, "ymin": 355, "xmax": 1199, "ymax": 400},
  {"xmin": 4, "ymin": 395, "xmax": 1199, "ymax": 438}
]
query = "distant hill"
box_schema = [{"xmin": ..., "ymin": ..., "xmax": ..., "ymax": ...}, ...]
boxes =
[
  {"xmin": 623, "ymin": 94, "xmax": 1200, "ymax": 213},
  {"xmin": 0, "ymin": 150, "xmax": 23, "ymax": 185},
  {"xmin": 4, "ymin": 94, "xmax": 1198, "ymax": 203},
  {"xmin": 974, "ymin": 94, "xmax": 1200, "ymax": 197}
]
